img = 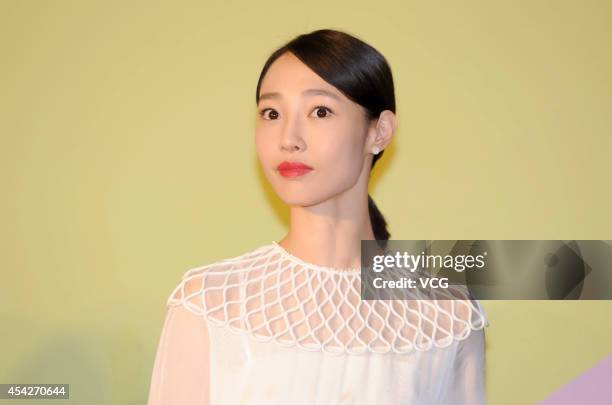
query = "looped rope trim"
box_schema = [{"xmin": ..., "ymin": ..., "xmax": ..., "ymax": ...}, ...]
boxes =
[{"xmin": 167, "ymin": 243, "xmax": 490, "ymax": 356}]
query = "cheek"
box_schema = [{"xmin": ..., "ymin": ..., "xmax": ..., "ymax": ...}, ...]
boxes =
[
  {"xmin": 255, "ymin": 131, "xmax": 274, "ymax": 166},
  {"xmin": 315, "ymin": 126, "xmax": 364, "ymax": 177}
]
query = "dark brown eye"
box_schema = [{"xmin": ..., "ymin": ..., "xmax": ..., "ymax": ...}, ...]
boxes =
[
  {"xmin": 313, "ymin": 106, "xmax": 333, "ymax": 118},
  {"xmin": 260, "ymin": 108, "xmax": 279, "ymax": 120}
]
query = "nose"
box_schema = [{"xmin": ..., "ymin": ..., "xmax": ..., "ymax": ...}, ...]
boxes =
[{"xmin": 280, "ymin": 113, "xmax": 306, "ymax": 152}]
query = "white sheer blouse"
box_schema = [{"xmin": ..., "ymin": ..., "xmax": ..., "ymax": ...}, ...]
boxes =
[{"xmin": 147, "ymin": 242, "xmax": 490, "ymax": 405}]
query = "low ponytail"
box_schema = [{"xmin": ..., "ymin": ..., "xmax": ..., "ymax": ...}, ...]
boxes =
[
  {"xmin": 368, "ymin": 194, "xmax": 389, "ymax": 244},
  {"xmin": 368, "ymin": 152, "xmax": 390, "ymax": 249}
]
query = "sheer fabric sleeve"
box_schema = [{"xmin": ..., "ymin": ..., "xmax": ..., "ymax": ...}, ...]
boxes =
[
  {"xmin": 147, "ymin": 304, "xmax": 210, "ymax": 405},
  {"xmin": 440, "ymin": 327, "xmax": 487, "ymax": 405}
]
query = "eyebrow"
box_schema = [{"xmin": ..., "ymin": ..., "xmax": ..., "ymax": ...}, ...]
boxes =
[{"xmin": 258, "ymin": 88, "xmax": 343, "ymax": 102}]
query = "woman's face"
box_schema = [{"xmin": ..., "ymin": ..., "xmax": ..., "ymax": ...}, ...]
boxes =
[{"xmin": 255, "ymin": 52, "xmax": 373, "ymax": 207}]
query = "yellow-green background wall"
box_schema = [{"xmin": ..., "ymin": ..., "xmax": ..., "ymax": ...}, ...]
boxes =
[{"xmin": 1, "ymin": 1, "xmax": 610, "ymax": 404}]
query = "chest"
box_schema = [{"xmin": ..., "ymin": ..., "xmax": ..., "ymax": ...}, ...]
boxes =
[{"xmin": 205, "ymin": 323, "xmax": 460, "ymax": 405}]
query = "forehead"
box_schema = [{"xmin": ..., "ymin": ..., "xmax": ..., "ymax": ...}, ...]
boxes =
[{"xmin": 259, "ymin": 52, "xmax": 345, "ymax": 100}]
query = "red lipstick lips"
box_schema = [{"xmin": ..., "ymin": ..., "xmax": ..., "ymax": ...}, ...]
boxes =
[{"xmin": 277, "ymin": 161, "xmax": 313, "ymax": 178}]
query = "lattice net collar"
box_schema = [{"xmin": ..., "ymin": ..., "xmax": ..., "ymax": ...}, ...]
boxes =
[{"xmin": 167, "ymin": 242, "xmax": 489, "ymax": 356}]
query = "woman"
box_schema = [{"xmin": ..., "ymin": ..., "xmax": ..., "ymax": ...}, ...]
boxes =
[{"xmin": 147, "ymin": 28, "xmax": 489, "ymax": 405}]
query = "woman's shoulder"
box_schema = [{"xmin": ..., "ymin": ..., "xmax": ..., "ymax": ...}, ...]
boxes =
[{"xmin": 165, "ymin": 242, "xmax": 275, "ymax": 315}]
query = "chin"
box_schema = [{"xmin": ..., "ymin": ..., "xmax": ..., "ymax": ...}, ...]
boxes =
[{"xmin": 275, "ymin": 189, "xmax": 328, "ymax": 207}]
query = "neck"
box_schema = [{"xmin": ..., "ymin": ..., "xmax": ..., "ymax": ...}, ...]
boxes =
[{"xmin": 278, "ymin": 162, "xmax": 377, "ymax": 271}]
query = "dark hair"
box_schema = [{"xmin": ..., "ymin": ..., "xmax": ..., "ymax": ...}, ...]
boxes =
[{"xmin": 256, "ymin": 29, "xmax": 395, "ymax": 246}]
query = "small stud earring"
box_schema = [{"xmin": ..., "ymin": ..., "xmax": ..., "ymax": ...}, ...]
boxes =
[{"xmin": 372, "ymin": 146, "xmax": 381, "ymax": 155}]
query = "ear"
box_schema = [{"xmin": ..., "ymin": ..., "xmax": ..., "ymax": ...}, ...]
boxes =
[{"xmin": 368, "ymin": 110, "xmax": 397, "ymax": 154}]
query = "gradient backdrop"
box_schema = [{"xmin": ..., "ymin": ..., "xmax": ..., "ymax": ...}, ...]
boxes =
[{"xmin": 1, "ymin": 1, "xmax": 611, "ymax": 404}]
